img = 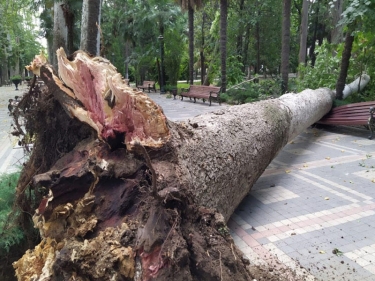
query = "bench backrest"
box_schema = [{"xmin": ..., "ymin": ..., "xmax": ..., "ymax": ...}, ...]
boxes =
[
  {"xmin": 142, "ymin": 80, "xmax": 155, "ymax": 86},
  {"xmin": 189, "ymin": 85, "xmax": 220, "ymax": 94}
]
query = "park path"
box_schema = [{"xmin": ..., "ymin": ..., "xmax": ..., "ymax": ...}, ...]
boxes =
[
  {"xmin": 0, "ymin": 84, "xmax": 28, "ymax": 174},
  {"xmin": 1, "ymin": 87, "xmax": 375, "ymax": 280}
]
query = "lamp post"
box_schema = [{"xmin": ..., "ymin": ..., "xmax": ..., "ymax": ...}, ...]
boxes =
[
  {"xmin": 112, "ymin": 52, "xmax": 115, "ymax": 65},
  {"xmin": 158, "ymin": 35, "xmax": 165, "ymax": 94}
]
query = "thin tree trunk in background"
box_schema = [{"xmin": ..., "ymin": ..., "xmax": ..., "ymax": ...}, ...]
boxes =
[
  {"xmin": 281, "ymin": 0, "xmax": 291, "ymax": 93},
  {"xmin": 309, "ymin": 4, "xmax": 320, "ymax": 67},
  {"xmin": 236, "ymin": 0, "xmax": 245, "ymax": 68},
  {"xmin": 61, "ymin": 4, "xmax": 75, "ymax": 55},
  {"xmin": 243, "ymin": 24, "xmax": 251, "ymax": 77},
  {"xmin": 52, "ymin": 1, "xmax": 68, "ymax": 70},
  {"xmin": 336, "ymin": 29, "xmax": 355, "ymax": 99},
  {"xmin": 200, "ymin": 11, "xmax": 206, "ymax": 85},
  {"xmin": 255, "ymin": 10, "xmax": 260, "ymax": 75},
  {"xmin": 331, "ymin": 0, "xmax": 343, "ymax": 44},
  {"xmin": 188, "ymin": 6, "xmax": 194, "ymax": 85},
  {"xmin": 80, "ymin": 0, "xmax": 102, "ymax": 56},
  {"xmin": 298, "ymin": 0, "xmax": 309, "ymax": 67},
  {"xmin": 203, "ymin": 40, "xmax": 219, "ymax": 86},
  {"xmin": 220, "ymin": 0, "xmax": 227, "ymax": 92}
]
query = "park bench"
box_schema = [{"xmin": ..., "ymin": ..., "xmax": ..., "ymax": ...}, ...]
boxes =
[
  {"xmin": 317, "ymin": 101, "xmax": 375, "ymax": 139},
  {"xmin": 180, "ymin": 85, "xmax": 221, "ymax": 106},
  {"xmin": 137, "ymin": 80, "xmax": 156, "ymax": 93}
]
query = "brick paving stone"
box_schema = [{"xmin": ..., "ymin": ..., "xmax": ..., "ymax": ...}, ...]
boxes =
[{"xmin": 228, "ymin": 122, "xmax": 375, "ymax": 280}]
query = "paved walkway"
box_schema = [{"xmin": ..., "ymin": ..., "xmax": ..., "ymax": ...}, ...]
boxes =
[
  {"xmin": 1, "ymin": 87, "xmax": 375, "ymax": 280},
  {"xmin": 0, "ymin": 84, "xmax": 28, "ymax": 174}
]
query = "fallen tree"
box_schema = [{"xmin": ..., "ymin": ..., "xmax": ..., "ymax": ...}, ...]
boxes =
[
  {"xmin": 12, "ymin": 49, "xmax": 335, "ymax": 281},
  {"xmin": 341, "ymin": 74, "xmax": 370, "ymax": 99}
]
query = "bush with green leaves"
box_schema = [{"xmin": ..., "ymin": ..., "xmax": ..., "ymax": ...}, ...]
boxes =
[
  {"xmin": 0, "ymin": 172, "xmax": 23, "ymax": 252},
  {"xmin": 225, "ymin": 78, "xmax": 282, "ymax": 105},
  {"xmin": 10, "ymin": 75, "xmax": 22, "ymax": 83},
  {"xmin": 296, "ymin": 40, "xmax": 341, "ymax": 92}
]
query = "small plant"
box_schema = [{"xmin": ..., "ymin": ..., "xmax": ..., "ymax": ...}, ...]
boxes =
[
  {"xmin": 10, "ymin": 75, "xmax": 22, "ymax": 82},
  {"xmin": 10, "ymin": 75, "xmax": 22, "ymax": 90},
  {"xmin": 218, "ymin": 226, "xmax": 230, "ymax": 237},
  {"xmin": 166, "ymin": 93, "xmax": 172, "ymax": 99},
  {"xmin": 332, "ymin": 248, "xmax": 343, "ymax": 256}
]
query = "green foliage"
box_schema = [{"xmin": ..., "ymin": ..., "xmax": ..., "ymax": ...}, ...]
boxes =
[
  {"xmin": 0, "ymin": 171, "xmax": 23, "ymax": 252},
  {"xmin": 225, "ymin": 79, "xmax": 282, "ymax": 105},
  {"xmin": 338, "ymin": 0, "xmax": 375, "ymax": 26},
  {"xmin": 10, "ymin": 75, "xmax": 22, "ymax": 82},
  {"xmin": 296, "ymin": 40, "xmax": 341, "ymax": 91},
  {"xmin": 226, "ymin": 55, "xmax": 244, "ymax": 87}
]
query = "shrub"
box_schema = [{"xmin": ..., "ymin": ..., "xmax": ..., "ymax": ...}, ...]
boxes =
[
  {"xmin": 0, "ymin": 172, "xmax": 23, "ymax": 252},
  {"xmin": 225, "ymin": 78, "xmax": 282, "ymax": 104},
  {"xmin": 296, "ymin": 40, "xmax": 341, "ymax": 92},
  {"xmin": 10, "ymin": 75, "xmax": 22, "ymax": 82}
]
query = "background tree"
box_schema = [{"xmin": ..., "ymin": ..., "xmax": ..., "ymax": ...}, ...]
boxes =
[
  {"xmin": 298, "ymin": 0, "xmax": 309, "ymax": 67},
  {"xmin": 177, "ymin": 0, "xmax": 204, "ymax": 85},
  {"xmin": 52, "ymin": 1, "xmax": 68, "ymax": 69},
  {"xmin": 220, "ymin": 0, "xmax": 228, "ymax": 92},
  {"xmin": 281, "ymin": 0, "xmax": 292, "ymax": 92},
  {"xmin": 80, "ymin": 0, "xmax": 101, "ymax": 56},
  {"xmin": 335, "ymin": 0, "xmax": 375, "ymax": 99},
  {"xmin": 330, "ymin": 0, "xmax": 344, "ymax": 44}
]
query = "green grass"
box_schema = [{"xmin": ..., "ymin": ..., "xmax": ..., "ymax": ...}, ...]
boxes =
[{"xmin": 177, "ymin": 81, "xmax": 202, "ymax": 90}]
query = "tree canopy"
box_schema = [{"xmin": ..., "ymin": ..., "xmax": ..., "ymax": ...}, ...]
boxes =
[{"xmin": 2, "ymin": 0, "xmax": 375, "ymax": 99}]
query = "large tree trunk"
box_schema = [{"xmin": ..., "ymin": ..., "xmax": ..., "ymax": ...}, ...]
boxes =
[{"xmin": 14, "ymin": 50, "xmax": 335, "ymax": 281}]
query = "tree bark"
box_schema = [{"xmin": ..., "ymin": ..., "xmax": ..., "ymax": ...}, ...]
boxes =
[
  {"xmin": 200, "ymin": 11, "xmax": 206, "ymax": 85},
  {"xmin": 330, "ymin": 0, "xmax": 343, "ymax": 44},
  {"xmin": 220, "ymin": 0, "xmax": 227, "ymax": 93},
  {"xmin": 336, "ymin": 29, "xmax": 355, "ymax": 100},
  {"xmin": 298, "ymin": 0, "xmax": 309, "ymax": 67},
  {"xmin": 80, "ymin": 0, "xmax": 102, "ymax": 56},
  {"xmin": 15, "ymin": 50, "xmax": 335, "ymax": 281},
  {"xmin": 281, "ymin": 0, "xmax": 291, "ymax": 93},
  {"xmin": 52, "ymin": 1, "xmax": 68, "ymax": 69},
  {"xmin": 188, "ymin": 5, "xmax": 194, "ymax": 85}
]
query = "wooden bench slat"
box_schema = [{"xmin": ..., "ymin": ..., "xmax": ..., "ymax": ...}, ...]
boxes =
[{"xmin": 318, "ymin": 101, "xmax": 374, "ymax": 126}]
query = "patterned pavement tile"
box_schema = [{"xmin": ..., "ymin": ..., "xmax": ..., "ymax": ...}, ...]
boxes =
[{"xmin": 229, "ymin": 125, "xmax": 375, "ymax": 280}]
